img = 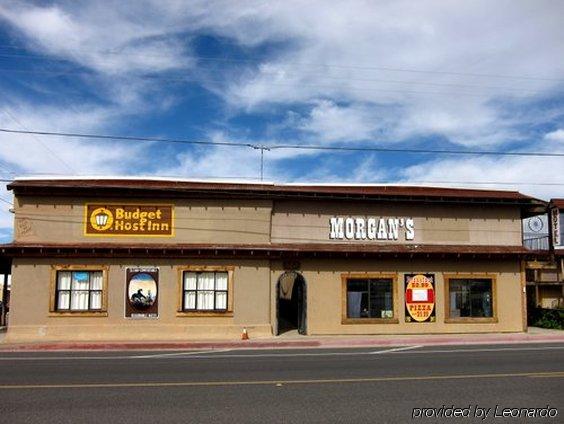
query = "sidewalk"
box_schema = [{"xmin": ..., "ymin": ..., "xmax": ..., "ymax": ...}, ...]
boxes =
[{"xmin": 0, "ymin": 327, "xmax": 563, "ymax": 352}]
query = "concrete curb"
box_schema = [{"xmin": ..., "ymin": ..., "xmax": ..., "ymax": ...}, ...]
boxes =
[{"xmin": 1, "ymin": 333, "xmax": 563, "ymax": 352}]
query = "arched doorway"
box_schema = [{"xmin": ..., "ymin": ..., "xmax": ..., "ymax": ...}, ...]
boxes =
[{"xmin": 276, "ymin": 271, "xmax": 307, "ymax": 335}]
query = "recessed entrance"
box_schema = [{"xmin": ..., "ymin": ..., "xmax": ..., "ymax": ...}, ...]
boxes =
[{"xmin": 276, "ymin": 271, "xmax": 306, "ymax": 335}]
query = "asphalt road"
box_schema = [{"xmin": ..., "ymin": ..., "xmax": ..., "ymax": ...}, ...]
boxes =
[{"xmin": 0, "ymin": 343, "xmax": 563, "ymax": 423}]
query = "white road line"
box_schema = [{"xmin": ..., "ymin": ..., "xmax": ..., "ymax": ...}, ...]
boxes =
[
  {"xmin": 0, "ymin": 345, "xmax": 563, "ymax": 361},
  {"xmin": 390, "ymin": 346, "xmax": 564, "ymax": 355},
  {"xmin": 0, "ymin": 349, "xmax": 232, "ymax": 361},
  {"xmin": 133, "ymin": 349, "xmax": 232, "ymax": 359},
  {"xmin": 369, "ymin": 345, "xmax": 422, "ymax": 354}
]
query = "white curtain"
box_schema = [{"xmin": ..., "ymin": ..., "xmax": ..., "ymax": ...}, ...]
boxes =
[
  {"xmin": 216, "ymin": 273, "xmax": 228, "ymax": 290},
  {"xmin": 72, "ymin": 272, "xmax": 90, "ymax": 291},
  {"xmin": 215, "ymin": 292, "xmax": 227, "ymax": 309},
  {"xmin": 58, "ymin": 272, "xmax": 71, "ymax": 290},
  {"xmin": 184, "ymin": 291, "xmax": 196, "ymax": 309},
  {"xmin": 347, "ymin": 292, "xmax": 362, "ymax": 318},
  {"xmin": 90, "ymin": 292, "xmax": 102, "ymax": 309},
  {"xmin": 197, "ymin": 291, "xmax": 214, "ymax": 310},
  {"xmin": 198, "ymin": 272, "xmax": 215, "ymax": 290},
  {"xmin": 71, "ymin": 291, "xmax": 89, "ymax": 310},
  {"xmin": 450, "ymin": 292, "xmax": 460, "ymax": 317},
  {"xmin": 184, "ymin": 272, "xmax": 197, "ymax": 290},
  {"xmin": 90, "ymin": 272, "xmax": 103, "ymax": 290},
  {"xmin": 57, "ymin": 291, "xmax": 70, "ymax": 310},
  {"xmin": 197, "ymin": 272, "xmax": 215, "ymax": 310},
  {"xmin": 70, "ymin": 272, "xmax": 91, "ymax": 310},
  {"xmin": 56, "ymin": 272, "xmax": 71, "ymax": 310}
]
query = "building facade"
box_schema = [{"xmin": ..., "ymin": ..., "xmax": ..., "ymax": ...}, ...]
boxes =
[{"xmin": 0, "ymin": 178, "xmax": 548, "ymax": 342}]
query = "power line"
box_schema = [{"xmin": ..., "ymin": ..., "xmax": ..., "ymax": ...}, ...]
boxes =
[
  {"xmin": 0, "ymin": 68, "xmax": 540, "ymax": 100},
  {"xmin": 1, "ymin": 111, "xmax": 76, "ymax": 173},
  {"xmin": 0, "ymin": 196, "xmax": 13, "ymax": 206},
  {"xmin": 0, "ymin": 49, "xmax": 562, "ymax": 83},
  {"xmin": 0, "ymin": 163, "xmax": 16, "ymax": 175},
  {"xmin": 1, "ymin": 128, "xmax": 563, "ymax": 158},
  {"xmin": 0, "ymin": 67, "xmax": 545, "ymax": 95},
  {"xmin": 0, "ymin": 128, "xmax": 252, "ymax": 148}
]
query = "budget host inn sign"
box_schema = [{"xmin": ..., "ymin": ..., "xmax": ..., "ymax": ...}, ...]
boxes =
[
  {"xmin": 329, "ymin": 217, "xmax": 415, "ymax": 241},
  {"xmin": 84, "ymin": 204, "xmax": 174, "ymax": 237}
]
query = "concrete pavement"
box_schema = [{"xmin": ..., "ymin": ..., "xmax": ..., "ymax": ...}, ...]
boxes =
[{"xmin": 0, "ymin": 327, "xmax": 563, "ymax": 351}]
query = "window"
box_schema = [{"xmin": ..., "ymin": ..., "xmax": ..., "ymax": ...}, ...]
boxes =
[
  {"xmin": 178, "ymin": 267, "xmax": 234, "ymax": 315},
  {"xmin": 446, "ymin": 276, "xmax": 496, "ymax": 322},
  {"xmin": 50, "ymin": 267, "xmax": 107, "ymax": 315},
  {"xmin": 342, "ymin": 274, "xmax": 397, "ymax": 323}
]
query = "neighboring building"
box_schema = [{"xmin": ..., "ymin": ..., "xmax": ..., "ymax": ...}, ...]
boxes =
[
  {"xmin": 522, "ymin": 199, "xmax": 564, "ymax": 311},
  {"xmin": 542, "ymin": 199, "xmax": 564, "ymax": 309},
  {"xmin": 0, "ymin": 178, "xmax": 549, "ymax": 342}
]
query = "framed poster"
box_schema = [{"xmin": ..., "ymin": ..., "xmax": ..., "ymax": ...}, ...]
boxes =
[
  {"xmin": 404, "ymin": 274, "xmax": 435, "ymax": 322},
  {"xmin": 125, "ymin": 267, "xmax": 159, "ymax": 319}
]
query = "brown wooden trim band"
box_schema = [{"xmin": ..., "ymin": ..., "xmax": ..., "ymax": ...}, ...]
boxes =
[{"xmin": 0, "ymin": 243, "xmax": 548, "ymax": 261}]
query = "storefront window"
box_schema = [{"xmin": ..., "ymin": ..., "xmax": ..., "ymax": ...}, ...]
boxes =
[
  {"xmin": 346, "ymin": 278, "xmax": 394, "ymax": 319},
  {"xmin": 55, "ymin": 270, "xmax": 103, "ymax": 311},
  {"xmin": 182, "ymin": 271, "xmax": 228, "ymax": 311},
  {"xmin": 448, "ymin": 278, "xmax": 493, "ymax": 318}
]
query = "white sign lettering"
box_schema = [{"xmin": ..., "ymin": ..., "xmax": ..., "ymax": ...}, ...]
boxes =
[
  {"xmin": 551, "ymin": 208, "xmax": 560, "ymax": 247},
  {"xmin": 329, "ymin": 217, "xmax": 415, "ymax": 241}
]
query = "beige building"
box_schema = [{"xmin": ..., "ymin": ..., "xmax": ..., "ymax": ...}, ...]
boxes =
[{"xmin": 0, "ymin": 178, "xmax": 549, "ymax": 342}]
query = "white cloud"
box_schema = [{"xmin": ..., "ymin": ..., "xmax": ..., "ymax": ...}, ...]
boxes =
[
  {"xmin": 0, "ymin": 103, "xmax": 149, "ymax": 176},
  {"xmin": 545, "ymin": 129, "xmax": 564, "ymax": 143},
  {"xmin": 397, "ymin": 155, "xmax": 564, "ymax": 200},
  {"xmin": 297, "ymin": 100, "xmax": 386, "ymax": 143},
  {"xmin": 195, "ymin": 0, "xmax": 564, "ymax": 147},
  {"xmin": 2, "ymin": 1, "xmax": 563, "ymax": 149},
  {"xmin": 0, "ymin": 2, "xmax": 191, "ymax": 75}
]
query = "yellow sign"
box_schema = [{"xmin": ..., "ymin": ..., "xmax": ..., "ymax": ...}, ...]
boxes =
[
  {"xmin": 405, "ymin": 274, "xmax": 435, "ymax": 322},
  {"xmin": 84, "ymin": 204, "xmax": 174, "ymax": 237}
]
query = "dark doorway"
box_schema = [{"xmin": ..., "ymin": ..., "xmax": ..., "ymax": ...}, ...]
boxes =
[{"xmin": 276, "ymin": 271, "xmax": 306, "ymax": 335}]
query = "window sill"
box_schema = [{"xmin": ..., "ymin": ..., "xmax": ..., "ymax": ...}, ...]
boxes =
[
  {"xmin": 445, "ymin": 317, "xmax": 498, "ymax": 324},
  {"xmin": 176, "ymin": 311, "xmax": 234, "ymax": 318},
  {"xmin": 342, "ymin": 318, "xmax": 399, "ymax": 325},
  {"xmin": 49, "ymin": 311, "xmax": 108, "ymax": 317}
]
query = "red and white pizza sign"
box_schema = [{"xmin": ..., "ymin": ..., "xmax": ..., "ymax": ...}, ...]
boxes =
[{"xmin": 405, "ymin": 274, "xmax": 435, "ymax": 322}]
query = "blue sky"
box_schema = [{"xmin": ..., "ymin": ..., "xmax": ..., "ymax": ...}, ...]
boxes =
[{"xmin": 0, "ymin": 1, "xmax": 563, "ymax": 241}]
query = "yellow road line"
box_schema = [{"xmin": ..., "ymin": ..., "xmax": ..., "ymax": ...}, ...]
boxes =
[
  {"xmin": 0, "ymin": 371, "xmax": 562, "ymax": 390},
  {"xmin": 529, "ymin": 371, "xmax": 564, "ymax": 379}
]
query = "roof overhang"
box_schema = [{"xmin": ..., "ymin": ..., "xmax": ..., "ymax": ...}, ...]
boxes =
[
  {"xmin": 7, "ymin": 178, "xmax": 548, "ymax": 218},
  {"xmin": 0, "ymin": 242, "xmax": 550, "ymax": 261}
]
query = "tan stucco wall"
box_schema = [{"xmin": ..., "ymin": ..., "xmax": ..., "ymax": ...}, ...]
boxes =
[
  {"xmin": 6, "ymin": 257, "xmax": 271, "ymax": 342},
  {"xmin": 272, "ymin": 201, "xmax": 522, "ymax": 245},
  {"xmin": 14, "ymin": 196, "xmax": 524, "ymax": 247},
  {"xmin": 13, "ymin": 196, "xmax": 272, "ymax": 244},
  {"xmin": 271, "ymin": 258, "xmax": 525, "ymax": 335},
  {"xmin": 7, "ymin": 194, "xmax": 528, "ymax": 341},
  {"xmin": 7, "ymin": 256, "xmax": 525, "ymax": 342}
]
